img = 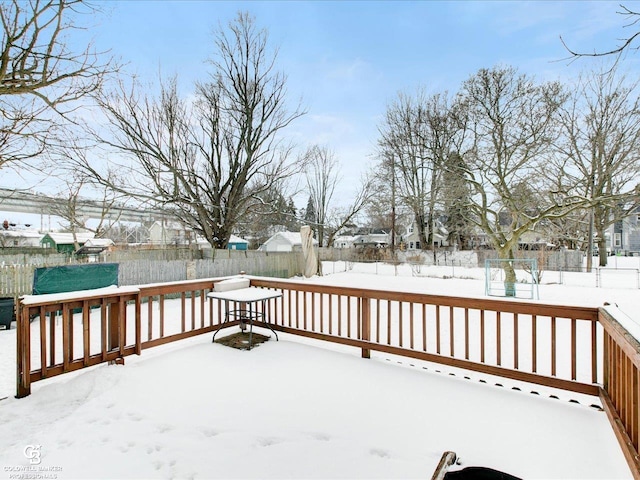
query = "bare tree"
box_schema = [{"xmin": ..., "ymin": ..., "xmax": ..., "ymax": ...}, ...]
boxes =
[
  {"xmin": 237, "ymin": 181, "xmax": 299, "ymax": 248},
  {"xmin": 378, "ymin": 90, "xmax": 466, "ymax": 250},
  {"xmin": 364, "ymin": 165, "xmax": 415, "ymax": 247},
  {"xmin": 378, "ymin": 91, "xmax": 434, "ymax": 249},
  {"xmin": 324, "ymin": 173, "xmax": 376, "ymax": 249},
  {"xmin": 68, "ymin": 12, "xmax": 305, "ymax": 248},
  {"xmin": 555, "ymin": 68, "xmax": 640, "ymax": 269},
  {"xmin": 303, "ymin": 145, "xmax": 338, "ymax": 247},
  {"xmin": 459, "ymin": 65, "xmax": 585, "ymax": 294},
  {"xmin": 49, "ymin": 174, "xmax": 123, "ymax": 250},
  {"xmin": 365, "ymin": 149, "xmax": 397, "ymax": 248},
  {"xmin": 302, "ymin": 144, "xmax": 375, "ymax": 248},
  {"xmin": 0, "ymin": 0, "xmax": 114, "ymax": 170},
  {"xmin": 561, "ymin": 5, "xmax": 640, "ymax": 61}
]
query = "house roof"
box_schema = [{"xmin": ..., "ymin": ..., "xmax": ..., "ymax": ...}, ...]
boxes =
[
  {"xmin": 75, "ymin": 238, "xmax": 114, "ymax": 255},
  {"xmin": 42, "ymin": 232, "xmax": 95, "ymax": 245},
  {"xmin": 268, "ymin": 231, "xmax": 318, "ymax": 246},
  {"xmin": 84, "ymin": 238, "xmax": 114, "ymax": 247},
  {"xmin": 354, "ymin": 233, "xmax": 389, "ymax": 244},
  {"xmin": 0, "ymin": 230, "xmax": 42, "ymax": 239},
  {"xmin": 333, "ymin": 235, "xmax": 357, "ymax": 243},
  {"xmin": 228, "ymin": 235, "xmax": 248, "ymax": 244}
]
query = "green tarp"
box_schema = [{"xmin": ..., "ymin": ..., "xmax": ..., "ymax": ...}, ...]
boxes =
[{"xmin": 33, "ymin": 263, "xmax": 119, "ymax": 295}]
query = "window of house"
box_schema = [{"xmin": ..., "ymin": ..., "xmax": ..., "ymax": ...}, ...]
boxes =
[
  {"xmin": 614, "ymin": 233, "xmax": 622, "ymax": 247},
  {"xmin": 409, "ymin": 242, "xmax": 414, "ymax": 249},
  {"xmin": 416, "ymin": 241, "xmax": 421, "ymax": 249}
]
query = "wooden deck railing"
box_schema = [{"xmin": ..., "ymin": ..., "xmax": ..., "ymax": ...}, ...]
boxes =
[
  {"xmin": 16, "ymin": 286, "xmax": 142, "ymax": 398},
  {"xmin": 598, "ymin": 308, "xmax": 640, "ymax": 475},
  {"xmin": 251, "ymin": 278, "xmax": 601, "ymax": 396},
  {"xmin": 16, "ymin": 278, "xmax": 232, "ymax": 398},
  {"xmin": 14, "ymin": 275, "xmax": 640, "ymax": 478}
]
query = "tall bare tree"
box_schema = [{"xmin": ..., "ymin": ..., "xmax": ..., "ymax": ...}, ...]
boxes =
[
  {"xmin": 303, "ymin": 145, "xmax": 338, "ymax": 247},
  {"xmin": 555, "ymin": 68, "xmax": 640, "ymax": 269},
  {"xmin": 0, "ymin": 0, "xmax": 113, "ymax": 170},
  {"xmin": 303, "ymin": 144, "xmax": 375, "ymax": 248},
  {"xmin": 458, "ymin": 65, "xmax": 584, "ymax": 294},
  {"xmin": 68, "ymin": 12, "xmax": 304, "ymax": 248},
  {"xmin": 324, "ymin": 173, "xmax": 376, "ymax": 249},
  {"xmin": 378, "ymin": 90, "xmax": 466, "ymax": 250},
  {"xmin": 378, "ymin": 91, "xmax": 434, "ymax": 249}
]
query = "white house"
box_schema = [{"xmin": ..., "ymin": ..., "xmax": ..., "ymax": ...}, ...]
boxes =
[
  {"xmin": 148, "ymin": 221, "xmax": 194, "ymax": 246},
  {"xmin": 402, "ymin": 222, "xmax": 449, "ymax": 250},
  {"xmin": 75, "ymin": 238, "xmax": 115, "ymax": 256},
  {"xmin": 0, "ymin": 229, "xmax": 42, "ymax": 248},
  {"xmin": 352, "ymin": 232, "xmax": 390, "ymax": 249},
  {"xmin": 259, "ymin": 231, "xmax": 318, "ymax": 252},
  {"xmin": 332, "ymin": 235, "xmax": 357, "ymax": 249}
]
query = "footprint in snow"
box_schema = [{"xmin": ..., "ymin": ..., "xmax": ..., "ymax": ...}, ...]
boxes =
[
  {"xmin": 370, "ymin": 448, "xmax": 391, "ymax": 458},
  {"xmin": 202, "ymin": 428, "xmax": 219, "ymax": 438}
]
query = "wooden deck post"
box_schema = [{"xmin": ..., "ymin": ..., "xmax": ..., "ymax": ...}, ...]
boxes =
[
  {"xmin": 361, "ymin": 297, "xmax": 371, "ymax": 359},
  {"xmin": 16, "ymin": 303, "xmax": 31, "ymax": 398}
]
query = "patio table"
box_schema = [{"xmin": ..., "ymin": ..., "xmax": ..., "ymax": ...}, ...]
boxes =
[{"xmin": 208, "ymin": 287, "xmax": 282, "ymax": 349}]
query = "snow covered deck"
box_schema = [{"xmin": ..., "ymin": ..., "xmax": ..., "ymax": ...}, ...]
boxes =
[
  {"xmin": 6, "ymin": 268, "xmax": 640, "ymax": 479},
  {"xmin": 0, "ymin": 333, "xmax": 631, "ymax": 479}
]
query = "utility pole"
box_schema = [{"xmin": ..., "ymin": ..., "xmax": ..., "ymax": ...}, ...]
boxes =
[
  {"xmin": 390, "ymin": 152, "xmax": 396, "ymax": 256},
  {"xmin": 586, "ymin": 172, "xmax": 595, "ymax": 273}
]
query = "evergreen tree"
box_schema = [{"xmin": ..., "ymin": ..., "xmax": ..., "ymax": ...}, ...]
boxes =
[{"xmin": 304, "ymin": 195, "xmax": 317, "ymax": 236}]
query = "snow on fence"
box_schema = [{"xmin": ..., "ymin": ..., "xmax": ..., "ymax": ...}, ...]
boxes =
[{"xmin": 14, "ymin": 276, "xmax": 640, "ymax": 475}]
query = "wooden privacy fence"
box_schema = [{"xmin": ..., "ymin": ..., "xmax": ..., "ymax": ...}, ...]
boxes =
[
  {"xmin": 14, "ymin": 276, "xmax": 640, "ymax": 477},
  {"xmin": 0, "ymin": 264, "xmax": 36, "ymax": 298},
  {"xmin": 1, "ymin": 252, "xmax": 303, "ymax": 297}
]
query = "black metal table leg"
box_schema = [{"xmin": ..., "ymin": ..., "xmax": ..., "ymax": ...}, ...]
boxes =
[{"xmin": 212, "ymin": 300, "xmax": 231, "ymax": 343}]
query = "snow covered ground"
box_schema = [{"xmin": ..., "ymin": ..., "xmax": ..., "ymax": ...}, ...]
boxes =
[{"xmin": 0, "ymin": 260, "xmax": 638, "ymax": 479}]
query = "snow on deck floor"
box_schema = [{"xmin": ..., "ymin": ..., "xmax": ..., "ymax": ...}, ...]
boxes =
[{"xmin": 0, "ymin": 333, "xmax": 631, "ymax": 479}]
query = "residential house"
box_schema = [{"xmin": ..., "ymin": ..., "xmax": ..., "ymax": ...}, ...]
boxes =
[
  {"xmin": 402, "ymin": 221, "xmax": 449, "ymax": 250},
  {"xmin": 75, "ymin": 238, "xmax": 115, "ymax": 257},
  {"xmin": 259, "ymin": 231, "xmax": 318, "ymax": 252},
  {"xmin": 41, "ymin": 232, "xmax": 96, "ymax": 254},
  {"xmin": 608, "ymin": 206, "xmax": 640, "ymax": 255},
  {"xmin": 148, "ymin": 220, "xmax": 194, "ymax": 246},
  {"xmin": 352, "ymin": 232, "xmax": 390, "ymax": 249},
  {"xmin": 227, "ymin": 235, "xmax": 249, "ymax": 251},
  {"xmin": 0, "ymin": 229, "xmax": 42, "ymax": 248},
  {"xmin": 332, "ymin": 235, "xmax": 357, "ymax": 249}
]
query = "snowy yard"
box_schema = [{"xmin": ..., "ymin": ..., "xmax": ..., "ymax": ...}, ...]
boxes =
[{"xmin": 0, "ymin": 261, "xmax": 638, "ymax": 479}]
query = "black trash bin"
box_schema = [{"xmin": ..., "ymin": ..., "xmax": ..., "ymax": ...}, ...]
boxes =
[{"xmin": 0, "ymin": 297, "xmax": 15, "ymax": 330}]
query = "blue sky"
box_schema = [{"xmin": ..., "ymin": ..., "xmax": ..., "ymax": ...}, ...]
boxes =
[{"xmin": 3, "ymin": 0, "xmax": 640, "ymax": 225}]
